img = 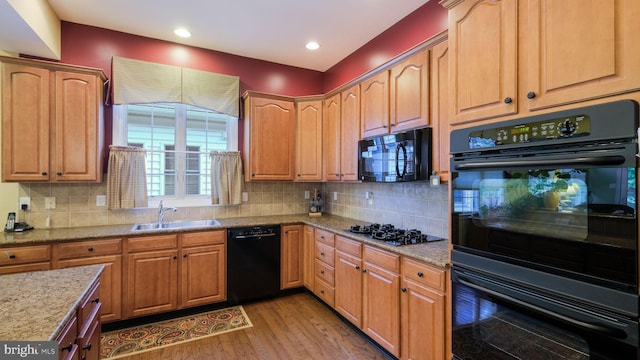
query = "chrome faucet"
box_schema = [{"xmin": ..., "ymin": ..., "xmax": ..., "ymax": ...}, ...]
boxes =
[{"xmin": 158, "ymin": 200, "xmax": 177, "ymax": 223}]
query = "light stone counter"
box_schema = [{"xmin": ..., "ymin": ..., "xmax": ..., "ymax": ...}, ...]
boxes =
[
  {"xmin": 0, "ymin": 214, "xmax": 449, "ymax": 268},
  {"xmin": 0, "ymin": 264, "xmax": 104, "ymax": 341}
]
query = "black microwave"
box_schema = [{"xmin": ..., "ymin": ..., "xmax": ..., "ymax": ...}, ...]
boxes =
[{"xmin": 358, "ymin": 127, "xmax": 432, "ymax": 182}]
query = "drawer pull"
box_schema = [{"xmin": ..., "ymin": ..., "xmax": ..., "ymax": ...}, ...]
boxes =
[
  {"xmin": 91, "ymin": 297, "xmax": 100, "ymax": 304},
  {"xmin": 320, "ymin": 290, "xmax": 325, "ymax": 294},
  {"xmin": 60, "ymin": 343, "xmax": 74, "ymax": 353},
  {"xmin": 401, "ymin": 287, "xmax": 407, "ymax": 293},
  {"xmin": 183, "ymin": 254, "xmax": 188, "ymax": 258},
  {"xmin": 82, "ymin": 343, "xmax": 92, "ymax": 351},
  {"xmin": 8, "ymin": 254, "xmax": 16, "ymax": 259},
  {"xmin": 417, "ymin": 272, "xmax": 424, "ymax": 277},
  {"xmin": 173, "ymin": 256, "xmax": 177, "ymax": 260},
  {"xmin": 362, "ymin": 269, "xmax": 367, "ymax": 273},
  {"xmin": 320, "ymin": 252, "xmax": 325, "ymax": 256},
  {"xmin": 355, "ymin": 265, "xmax": 360, "ymax": 270},
  {"xmin": 88, "ymin": 247, "xmax": 94, "ymax": 252},
  {"xmin": 320, "ymin": 270, "xmax": 324, "ymax": 274}
]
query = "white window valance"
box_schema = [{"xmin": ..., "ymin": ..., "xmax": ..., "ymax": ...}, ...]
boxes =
[{"xmin": 112, "ymin": 56, "xmax": 240, "ymax": 117}]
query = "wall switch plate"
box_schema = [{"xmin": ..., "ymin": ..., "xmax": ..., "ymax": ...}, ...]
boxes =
[
  {"xmin": 333, "ymin": 192, "xmax": 338, "ymax": 201},
  {"xmin": 304, "ymin": 190, "xmax": 310, "ymax": 199},
  {"xmin": 242, "ymin": 192, "xmax": 249, "ymax": 202},
  {"xmin": 96, "ymin": 195, "xmax": 107, "ymax": 207},
  {"xmin": 19, "ymin": 197, "xmax": 30, "ymax": 210},
  {"xmin": 44, "ymin": 197, "xmax": 56, "ymax": 210}
]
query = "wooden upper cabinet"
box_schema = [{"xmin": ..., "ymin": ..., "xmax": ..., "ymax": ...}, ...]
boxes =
[
  {"xmin": 524, "ymin": 0, "xmax": 640, "ymax": 110},
  {"xmin": 1, "ymin": 57, "xmax": 105, "ymax": 183},
  {"xmin": 323, "ymin": 93, "xmax": 341, "ymax": 181},
  {"xmin": 54, "ymin": 71, "xmax": 103, "ymax": 182},
  {"xmin": 295, "ymin": 98, "xmax": 323, "ymax": 181},
  {"xmin": 339, "ymin": 85, "xmax": 360, "ymax": 181},
  {"xmin": 430, "ymin": 40, "xmax": 450, "ymax": 183},
  {"xmin": 2, "ymin": 63, "xmax": 51, "ymax": 182},
  {"xmin": 243, "ymin": 92, "xmax": 296, "ymax": 181},
  {"xmin": 444, "ymin": 0, "xmax": 518, "ymax": 125},
  {"xmin": 390, "ymin": 50, "xmax": 430, "ymax": 134},
  {"xmin": 360, "ymin": 71, "xmax": 390, "ymax": 139}
]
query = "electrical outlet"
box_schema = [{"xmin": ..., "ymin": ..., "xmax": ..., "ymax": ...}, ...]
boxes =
[
  {"xmin": 304, "ymin": 191, "xmax": 310, "ymax": 199},
  {"xmin": 242, "ymin": 192, "xmax": 249, "ymax": 202},
  {"xmin": 333, "ymin": 192, "xmax": 338, "ymax": 201},
  {"xmin": 19, "ymin": 197, "xmax": 30, "ymax": 210},
  {"xmin": 96, "ymin": 195, "xmax": 107, "ymax": 207},
  {"xmin": 44, "ymin": 197, "xmax": 56, "ymax": 210}
]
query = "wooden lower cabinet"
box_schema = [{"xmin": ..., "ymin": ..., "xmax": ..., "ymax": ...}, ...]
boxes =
[
  {"xmin": 302, "ymin": 225, "xmax": 315, "ymax": 289},
  {"xmin": 334, "ymin": 236, "xmax": 363, "ymax": 327},
  {"xmin": 57, "ymin": 278, "xmax": 102, "ymax": 360},
  {"xmin": 57, "ymin": 315, "xmax": 79, "ymax": 360},
  {"xmin": 401, "ymin": 257, "xmax": 447, "ymax": 360},
  {"xmin": 54, "ymin": 238, "xmax": 123, "ymax": 322},
  {"xmin": 126, "ymin": 231, "xmax": 226, "ymax": 318},
  {"xmin": 281, "ymin": 224, "xmax": 304, "ymax": 289}
]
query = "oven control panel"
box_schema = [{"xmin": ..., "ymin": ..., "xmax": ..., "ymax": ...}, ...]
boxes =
[{"xmin": 468, "ymin": 115, "xmax": 592, "ymax": 149}]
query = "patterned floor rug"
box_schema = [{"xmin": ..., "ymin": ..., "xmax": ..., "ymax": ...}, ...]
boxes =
[{"xmin": 100, "ymin": 306, "xmax": 253, "ymax": 359}]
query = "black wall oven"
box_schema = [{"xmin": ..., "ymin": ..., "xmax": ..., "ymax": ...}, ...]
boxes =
[{"xmin": 450, "ymin": 100, "xmax": 639, "ymax": 359}]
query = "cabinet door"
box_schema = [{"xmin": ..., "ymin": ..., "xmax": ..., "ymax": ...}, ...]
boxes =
[
  {"xmin": 302, "ymin": 225, "xmax": 315, "ymax": 289},
  {"xmin": 525, "ymin": 0, "xmax": 640, "ymax": 110},
  {"xmin": 401, "ymin": 279, "xmax": 445, "ymax": 360},
  {"xmin": 58, "ymin": 255, "xmax": 122, "ymax": 323},
  {"xmin": 1, "ymin": 63, "xmax": 50, "ymax": 181},
  {"xmin": 430, "ymin": 40, "xmax": 450, "ymax": 183},
  {"xmin": 340, "ymin": 85, "xmax": 360, "ymax": 181},
  {"xmin": 246, "ymin": 96, "xmax": 296, "ymax": 181},
  {"xmin": 295, "ymin": 100, "xmax": 323, "ymax": 181},
  {"xmin": 180, "ymin": 244, "xmax": 225, "ymax": 307},
  {"xmin": 447, "ymin": 0, "xmax": 518, "ymax": 124},
  {"xmin": 390, "ymin": 50, "xmax": 430, "ymax": 133},
  {"xmin": 54, "ymin": 71, "xmax": 101, "ymax": 182},
  {"xmin": 126, "ymin": 249, "xmax": 178, "ymax": 318},
  {"xmin": 360, "ymin": 71, "xmax": 390, "ymax": 139},
  {"xmin": 362, "ymin": 246, "xmax": 401, "ymax": 357},
  {"xmin": 334, "ymin": 250, "xmax": 363, "ymax": 328},
  {"xmin": 281, "ymin": 224, "xmax": 304, "ymax": 289},
  {"xmin": 323, "ymin": 93, "xmax": 341, "ymax": 181}
]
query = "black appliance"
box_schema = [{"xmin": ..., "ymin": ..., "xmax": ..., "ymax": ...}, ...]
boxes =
[
  {"xmin": 348, "ymin": 223, "xmax": 444, "ymax": 246},
  {"xmin": 227, "ymin": 225, "xmax": 281, "ymax": 304},
  {"xmin": 449, "ymin": 100, "xmax": 639, "ymax": 359},
  {"xmin": 358, "ymin": 127, "xmax": 431, "ymax": 182}
]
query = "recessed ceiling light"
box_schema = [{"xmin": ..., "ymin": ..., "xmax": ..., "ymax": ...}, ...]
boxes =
[
  {"xmin": 174, "ymin": 28, "xmax": 191, "ymax": 38},
  {"xmin": 306, "ymin": 41, "xmax": 320, "ymax": 50}
]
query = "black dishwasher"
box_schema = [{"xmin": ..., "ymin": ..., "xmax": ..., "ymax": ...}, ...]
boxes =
[{"xmin": 227, "ymin": 225, "xmax": 281, "ymax": 304}]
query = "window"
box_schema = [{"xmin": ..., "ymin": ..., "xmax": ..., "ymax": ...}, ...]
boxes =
[{"xmin": 113, "ymin": 103, "xmax": 238, "ymax": 206}]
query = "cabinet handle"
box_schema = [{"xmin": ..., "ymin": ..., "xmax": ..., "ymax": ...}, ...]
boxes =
[
  {"xmin": 87, "ymin": 247, "xmax": 94, "ymax": 252},
  {"xmin": 355, "ymin": 265, "xmax": 360, "ymax": 270},
  {"xmin": 335, "ymin": 173, "xmax": 340, "ymax": 177},
  {"xmin": 401, "ymin": 287, "xmax": 407, "ymax": 293},
  {"xmin": 320, "ymin": 252, "xmax": 325, "ymax": 256},
  {"xmin": 527, "ymin": 91, "xmax": 536, "ymax": 99},
  {"xmin": 8, "ymin": 254, "xmax": 16, "ymax": 259},
  {"xmin": 183, "ymin": 254, "xmax": 187, "ymax": 258},
  {"xmin": 82, "ymin": 343, "xmax": 92, "ymax": 351},
  {"xmin": 173, "ymin": 256, "xmax": 177, "ymax": 260},
  {"xmin": 504, "ymin": 97, "xmax": 513, "ymax": 104},
  {"xmin": 362, "ymin": 269, "xmax": 367, "ymax": 273},
  {"xmin": 320, "ymin": 290, "xmax": 325, "ymax": 294},
  {"xmin": 57, "ymin": 172, "xmax": 63, "ymax": 176},
  {"xmin": 60, "ymin": 343, "xmax": 74, "ymax": 353},
  {"xmin": 91, "ymin": 297, "xmax": 100, "ymax": 304},
  {"xmin": 383, "ymin": 124, "xmax": 388, "ymax": 128},
  {"xmin": 251, "ymin": 173, "xmax": 256, "ymax": 177},
  {"xmin": 320, "ymin": 270, "xmax": 324, "ymax": 274},
  {"xmin": 417, "ymin": 272, "xmax": 424, "ymax": 277},
  {"xmin": 41, "ymin": 172, "xmax": 47, "ymax": 176},
  {"xmin": 320, "ymin": 236, "xmax": 325, "ymax": 239}
]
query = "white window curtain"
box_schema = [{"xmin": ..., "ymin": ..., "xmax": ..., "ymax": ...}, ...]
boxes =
[
  {"xmin": 112, "ymin": 56, "xmax": 240, "ymax": 117},
  {"xmin": 210, "ymin": 151, "xmax": 243, "ymax": 205},
  {"xmin": 107, "ymin": 146, "xmax": 148, "ymax": 209}
]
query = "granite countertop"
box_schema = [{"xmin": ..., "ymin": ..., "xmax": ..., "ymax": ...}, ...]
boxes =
[
  {"xmin": 0, "ymin": 214, "xmax": 450, "ymax": 268},
  {"xmin": 0, "ymin": 264, "xmax": 104, "ymax": 341}
]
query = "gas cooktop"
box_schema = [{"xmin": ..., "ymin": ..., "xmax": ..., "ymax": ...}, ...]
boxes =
[{"xmin": 348, "ymin": 223, "xmax": 444, "ymax": 246}]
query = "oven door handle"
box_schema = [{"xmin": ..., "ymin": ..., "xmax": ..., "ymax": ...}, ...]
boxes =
[
  {"xmin": 454, "ymin": 155, "xmax": 626, "ymax": 170},
  {"xmin": 456, "ymin": 276, "xmax": 628, "ymax": 339}
]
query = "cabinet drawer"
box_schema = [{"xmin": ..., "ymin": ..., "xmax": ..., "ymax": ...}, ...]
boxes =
[
  {"xmin": 127, "ymin": 235, "xmax": 177, "ymax": 252},
  {"xmin": 181, "ymin": 230, "xmax": 225, "ymax": 247},
  {"xmin": 56, "ymin": 315, "xmax": 78, "ymax": 360},
  {"xmin": 78, "ymin": 281, "xmax": 101, "ymax": 333},
  {"xmin": 315, "ymin": 229, "xmax": 335, "ymax": 246},
  {"xmin": 315, "ymin": 241, "xmax": 335, "ymax": 266},
  {"xmin": 402, "ymin": 257, "xmax": 446, "ymax": 292},
  {"xmin": 0, "ymin": 245, "xmax": 50, "ymax": 265},
  {"xmin": 314, "ymin": 277, "xmax": 335, "ymax": 307},
  {"xmin": 335, "ymin": 236, "xmax": 361, "ymax": 257},
  {"xmin": 314, "ymin": 259, "xmax": 334, "ymax": 286},
  {"xmin": 56, "ymin": 238, "xmax": 122, "ymax": 260},
  {"xmin": 364, "ymin": 245, "xmax": 400, "ymax": 273},
  {"xmin": 0, "ymin": 262, "xmax": 50, "ymax": 275}
]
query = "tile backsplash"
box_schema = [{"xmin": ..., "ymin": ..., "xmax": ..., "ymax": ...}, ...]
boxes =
[{"xmin": 18, "ymin": 180, "xmax": 449, "ymax": 238}]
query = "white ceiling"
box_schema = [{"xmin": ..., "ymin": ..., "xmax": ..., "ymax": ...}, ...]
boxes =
[{"xmin": 29, "ymin": 0, "xmax": 430, "ymax": 72}]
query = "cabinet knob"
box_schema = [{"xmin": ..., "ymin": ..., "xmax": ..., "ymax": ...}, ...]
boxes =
[
  {"xmin": 320, "ymin": 252, "xmax": 325, "ymax": 257},
  {"xmin": 383, "ymin": 124, "xmax": 388, "ymax": 128},
  {"xmin": 362, "ymin": 269, "xmax": 367, "ymax": 273},
  {"xmin": 183, "ymin": 254, "xmax": 187, "ymax": 258},
  {"xmin": 173, "ymin": 256, "xmax": 177, "ymax": 260},
  {"xmin": 91, "ymin": 297, "xmax": 100, "ymax": 304},
  {"xmin": 417, "ymin": 272, "xmax": 424, "ymax": 277},
  {"xmin": 401, "ymin": 287, "xmax": 407, "ymax": 293},
  {"xmin": 320, "ymin": 270, "xmax": 324, "ymax": 274},
  {"xmin": 41, "ymin": 172, "xmax": 47, "ymax": 176},
  {"xmin": 82, "ymin": 343, "xmax": 92, "ymax": 351},
  {"xmin": 297, "ymin": 174, "xmax": 301, "ymax": 177},
  {"xmin": 527, "ymin": 91, "xmax": 536, "ymax": 99},
  {"xmin": 355, "ymin": 265, "xmax": 360, "ymax": 270},
  {"xmin": 504, "ymin": 97, "xmax": 513, "ymax": 104},
  {"xmin": 8, "ymin": 254, "xmax": 16, "ymax": 259},
  {"xmin": 320, "ymin": 290, "xmax": 325, "ymax": 294},
  {"xmin": 251, "ymin": 173, "xmax": 256, "ymax": 177},
  {"xmin": 57, "ymin": 172, "xmax": 63, "ymax": 176},
  {"xmin": 335, "ymin": 173, "xmax": 340, "ymax": 177},
  {"xmin": 60, "ymin": 343, "xmax": 74, "ymax": 353},
  {"xmin": 88, "ymin": 247, "xmax": 94, "ymax": 252}
]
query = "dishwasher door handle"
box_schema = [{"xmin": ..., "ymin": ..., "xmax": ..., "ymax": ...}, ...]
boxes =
[{"xmin": 233, "ymin": 233, "xmax": 278, "ymax": 239}]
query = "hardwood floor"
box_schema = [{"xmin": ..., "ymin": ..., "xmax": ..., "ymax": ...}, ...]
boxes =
[{"xmin": 113, "ymin": 292, "xmax": 393, "ymax": 360}]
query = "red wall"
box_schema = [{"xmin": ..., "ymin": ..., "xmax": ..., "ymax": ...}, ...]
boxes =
[{"xmin": 323, "ymin": 1, "xmax": 448, "ymax": 93}]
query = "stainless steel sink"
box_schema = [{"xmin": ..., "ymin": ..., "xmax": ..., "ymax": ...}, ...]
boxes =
[{"xmin": 131, "ymin": 219, "xmax": 220, "ymax": 231}]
